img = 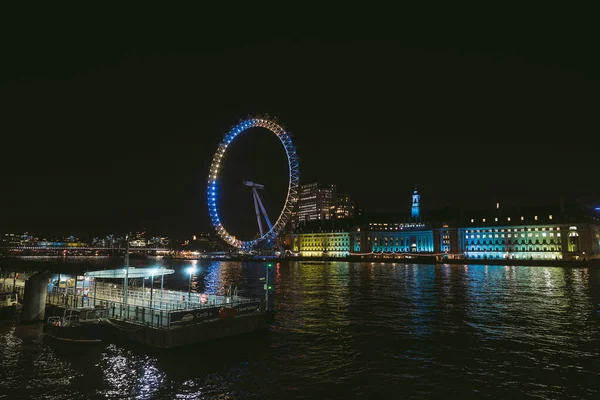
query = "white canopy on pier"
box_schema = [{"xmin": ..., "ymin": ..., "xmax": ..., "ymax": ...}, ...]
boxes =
[{"xmin": 84, "ymin": 267, "xmax": 175, "ymax": 279}]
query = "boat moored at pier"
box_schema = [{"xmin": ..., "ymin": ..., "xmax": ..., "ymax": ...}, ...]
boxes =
[{"xmin": 44, "ymin": 306, "xmax": 109, "ymax": 343}]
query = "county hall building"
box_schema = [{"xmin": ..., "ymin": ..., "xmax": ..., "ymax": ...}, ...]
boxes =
[{"xmin": 291, "ymin": 188, "xmax": 600, "ymax": 262}]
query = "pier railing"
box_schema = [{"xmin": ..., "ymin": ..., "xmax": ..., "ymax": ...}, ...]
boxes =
[{"xmin": 46, "ymin": 288, "xmax": 262, "ymax": 329}]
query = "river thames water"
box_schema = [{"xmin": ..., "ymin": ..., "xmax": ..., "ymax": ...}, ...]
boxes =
[{"xmin": 1, "ymin": 259, "xmax": 599, "ymax": 399}]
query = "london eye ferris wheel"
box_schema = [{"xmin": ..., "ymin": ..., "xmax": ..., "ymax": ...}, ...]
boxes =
[{"xmin": 207, "ymin": 116, "xmax": 299, "ymax": 250}]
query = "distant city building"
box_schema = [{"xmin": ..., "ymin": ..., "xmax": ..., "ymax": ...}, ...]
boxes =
[
  {"xmin": 129, "ymin": 231, "xmax": 147, "ymax": 247},
  {"xmin": 185, "ymin": 233, "xmax": 227, "ymax": 252},
  {"xmin": 292, "ymin": 182, "xmax": 335, "ymax": 227},
  {"xmin": 330, "ymin": 193, "xmax": 355, "ymax": 220},
  {"xmin": 91, "ymin": 234, "xmax": 124, "ymax": 248},
  {"xmin": 1, "ymin": 233, "xmax": 38, "ymax": 246},
  {"xmin": 291, "ymin": 182, "xmax": 355, "ymax": 228},
  {"xmin": 148, "ymin": 236, "xmax": 170, "ymax": 247},
  {"xmin": 37, "ymin": 239, "xmax": 86, "ymax": 247}
]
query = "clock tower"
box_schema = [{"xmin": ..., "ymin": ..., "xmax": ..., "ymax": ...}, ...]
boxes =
[{"xmin": 411, "ymin": 187, "xmax": 420, "ymax": 220}]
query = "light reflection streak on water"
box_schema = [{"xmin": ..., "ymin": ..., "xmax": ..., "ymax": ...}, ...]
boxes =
[{"xmin": 99, "ymin": 344, "xmax": 166, "ymax": 399}]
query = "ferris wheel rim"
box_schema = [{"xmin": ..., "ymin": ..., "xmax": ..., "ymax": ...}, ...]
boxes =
[{"xmin": 207, "ymin": 116, "xmax": 299, "ymax": 249}]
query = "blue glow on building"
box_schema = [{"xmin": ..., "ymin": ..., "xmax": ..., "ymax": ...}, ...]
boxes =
[
  {"xmin": 366, "ymin": 229, "xmax": 434, "ymax": 253},
  {"xmin": 411, "ymin": 187, "xmax": 420, "ymax": 220},
  {"xmin": 459, "ymin": 225, "xmax": 564, "ymax": 260}
]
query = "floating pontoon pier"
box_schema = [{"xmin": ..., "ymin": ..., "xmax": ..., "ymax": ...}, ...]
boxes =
[{"xmin": 45, "ymin": 266, "xmax": 268, "ymax": 348}]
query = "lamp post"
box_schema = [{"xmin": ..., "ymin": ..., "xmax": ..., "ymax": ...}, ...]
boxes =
[
  {"xmin": 123, "ymin": 268, "xmax": 128, "ymax": 303},
  {"xmin": 150, "ymin": 268, "xmax": 157, "ymax": 308},
  {"xmin": 123, "ymin": 234, "xmax": 130, "ymax": 310},
  {"xmin": 160, "ymin": 267, "xmax": 165, "ymax": 298},
  {"xmin": 186, "ymin": 266, "xmax": 197, "ymax": 302}
]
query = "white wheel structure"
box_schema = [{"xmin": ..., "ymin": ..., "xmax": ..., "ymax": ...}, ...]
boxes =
[{"xmin": 207, "ymin": 116, "xmax": 299, "ymax": 249}]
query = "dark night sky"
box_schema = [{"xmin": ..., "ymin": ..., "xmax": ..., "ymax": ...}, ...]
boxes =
[{"xmin": 1, "ymin": 11, "xmax": 599, "ymax": 240}]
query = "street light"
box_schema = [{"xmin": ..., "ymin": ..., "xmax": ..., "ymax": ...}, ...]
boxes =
[{"xmin": 186, "ymin": 266, "xmax": 197, "ymax": 302}]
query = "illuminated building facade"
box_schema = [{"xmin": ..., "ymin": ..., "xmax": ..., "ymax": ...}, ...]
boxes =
[
  {"xmin": 292, "ymin": 231, "xmax": 352, "ymax": 257},
  {"xmin": 291, "ymin": 220, "xmax": 355, "ymax": 257},
  {"xmin": 435, "ymin": 224, "xmax": 459, "ymax": 255},
  {"xmin": 352, "ymin": 187, "xmax": 438, "ymax": 254},
  {"xmin": 290, "ymin": 186, "xmax": 600, "ymax": 261},
  {"xmin": 459, "ymin": 204, "xmax": 600, "ymax": 261},
  {"xmin": 359, "ymin": 225, "xmax": 434, "ymax": 253}
]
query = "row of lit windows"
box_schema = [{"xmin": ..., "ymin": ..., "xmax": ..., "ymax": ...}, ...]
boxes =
[
  {"xmin": 466, "ymin": 253, "xmax": 563, "ymax": 260},
  {"xmin": 301, "ymin": 236, "xmax": 349, "ymax": 240},
  {"xmin": 298, "ymin": 205, "xmax": 318, "ymax": 210},
  {"xmin": 470, "ymin": 215, "xmax": 553, "ymax": 223},
  {"xmin": 467, "ymin": 232, "xmax": 561, "ymax": 239},
  {"xmin": 300, "ymin": 247, "xmax": 350, "ymax": 251},
  {"xmin": 465, "ymin": 247, "xmax": 560, "ymax": 252},
  {"xmin": 301, "ymin": 241, "xmax": 350, "ymax": 246},
  {"xmin": 372, "ymin": 247, "xmax": 432, "ymax": 252},
  {"xmin": 368, "ymin": 223, "xmax": 426, "ymax": 227},
  {"xmin": 465, "ymin": 227, "xmax": 560, "ymax": 233},
  {"xmin": 298, "ymin": 241, "xmax": 347, "ymax": 246},
  {"xmin": 371, "ymin": 236, "xmax": 429, "ymax": 241},
  {"xmin": 465, "ymin": 240, "xmax": 561, "ymax": 247},
  {"xmin": 302, "ymin": 233, "xmax": 349, "ymax": 240},
  {"xmin": 300, "ymin": 252, "xmax": 349, "ymax": 256},
  {"xmin": 301, "ymin": 233, "xmax": 349, "ymax": 237},
  {"xmin": 370, "ymin": 235, "xmax": 432, "ymax": 240}
]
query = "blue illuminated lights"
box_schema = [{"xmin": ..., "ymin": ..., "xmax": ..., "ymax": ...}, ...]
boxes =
[{"xmin": 206, "ymin": 117, "xmax": 300, "ymax": 249}]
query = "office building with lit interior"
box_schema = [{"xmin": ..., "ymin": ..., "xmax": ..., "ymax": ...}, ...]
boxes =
[{"xmin": 291, "ymin": 182, "xmax": 355, "ymax": 229}]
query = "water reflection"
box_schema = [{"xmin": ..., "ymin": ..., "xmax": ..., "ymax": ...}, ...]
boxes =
[
  {"xmin": 99, "ymin": 344, "xmax": 166, "ymax": 399},
  {"xmin": 0, "ymin": 260, "xmax": 599, "ymax": 399}
]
